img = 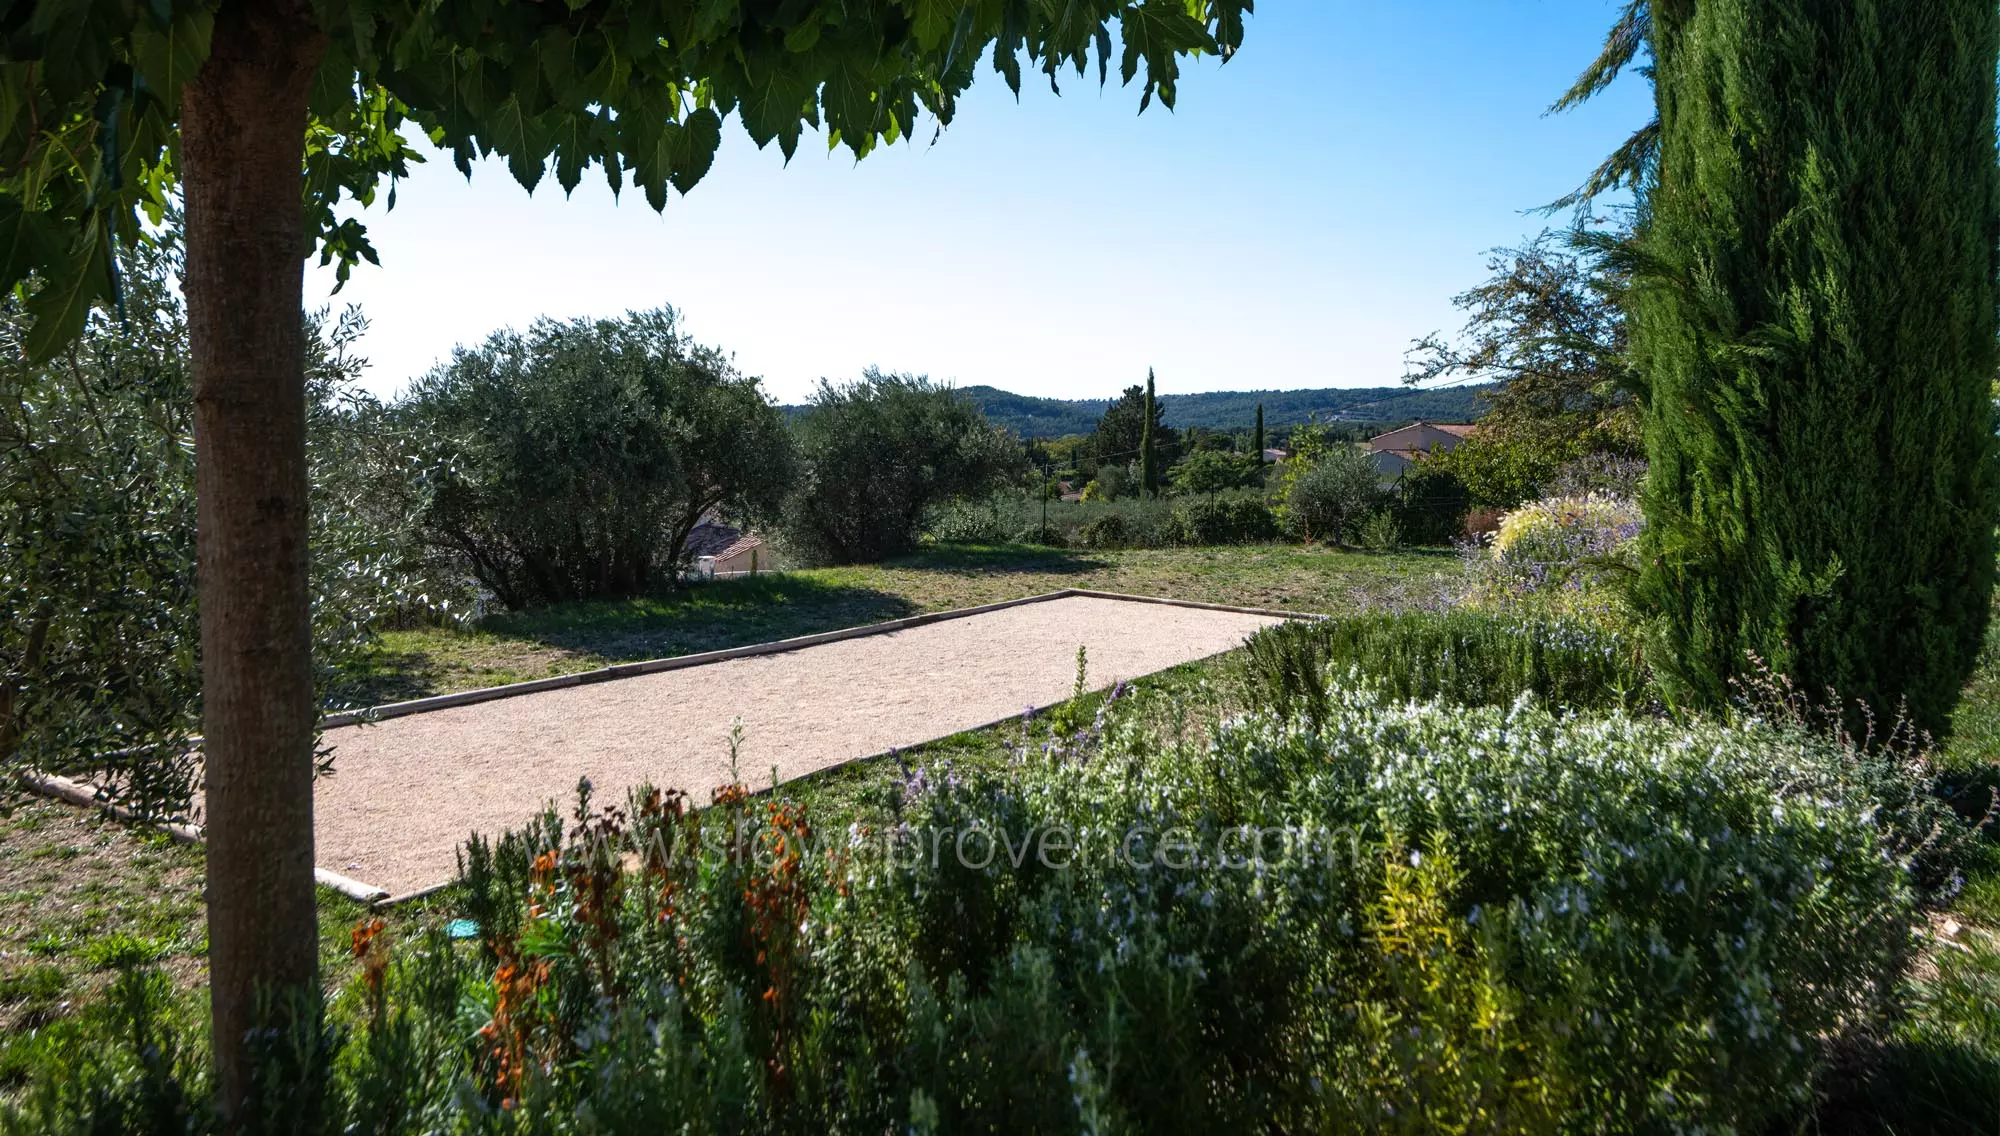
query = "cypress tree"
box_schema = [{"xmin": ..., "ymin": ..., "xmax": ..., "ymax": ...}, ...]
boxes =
[
  {"xmin": 1631, "ymin": 0, "xmax": 1999, "ymax": 736},
  {"xmin": 1254, "ymin": 403, "xmax": 1266, "ymax": 464},
  {"xmin": 1140, "ymin": 368, "xmax": 1158, "ymax": 498}
]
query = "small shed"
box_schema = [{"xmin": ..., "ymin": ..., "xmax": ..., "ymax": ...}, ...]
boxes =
[{"xmin": 685, "ymin": 522, "xmax": 768, "ymax": 579}]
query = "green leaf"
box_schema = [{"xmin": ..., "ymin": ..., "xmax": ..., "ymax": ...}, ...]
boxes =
[
  {"xmin": 908, "ymin": 0, "xmax": 963, "ymax": 53},
  {"xmin": 130, "ymin": 6, "xmax": 213, "ymax": 107},
  {"xmin": 486, "ymin": 95, "xmax": 546, "ymax": 192},
  {"xmin": 1118, "ymin": 1, "xmax": 1209, "ymax": 89},
  {"xmin": 553, "ymin": 115, "xmax": 590, "ymax": 195},
  {"xmin": 0, "ymin": 201, "xmax": 64, "ymax": 294},
  {"xmin": 667, "ymin": 107, "xmax": 721, "ymax": 195},
  {"xmin": 23, "ymin": 221, "xmax": 109, "ymax": 364},
  {"xmin": 735, "ymin": 52, "xmax": 818, "ymax": 160}
]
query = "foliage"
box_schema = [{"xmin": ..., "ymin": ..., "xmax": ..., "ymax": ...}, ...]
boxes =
[
  {"xmin": 1389, "ymin": 463, "xmax": 1471, "ymax": 546},
  {"xmin": 1168, "ymin": 449, "xmax": 1263, "ymax": 496},
  {"xmin": 0, "ymin": 237, "xmax": 424, "ymax": 816},
  {"xmin": 1088, "ymin": 380, "xmax": 1178, "ymax": 482},
  {"xmin": 1, "ymin": 678, "xmax": 1942, "ymax": 1132},
  {"xmin": 926, "ymin": 490, "xmax": 1277, "ymax": 550},
  {"xmin": 397, "ymin": 308, "xmax": 793, "ymax": 610},
  {"xmin": 1241, "ymin": 609, "xmax": 1647, "ymax": 721},
  {"xmin": 1461, "ymin": 493, "xmax": 1643, "ymax": 628},
  {"xmin": 0, "ymin": 3, "xmax": 1253, "ymax": 352},
  {"xmin": 780, "ymin": 372, "xmax": 1021, "ymax": 566},
  {"xmin": 1279, "ymin": 443, "xmax": 1381, "ymax": 546},
  {"xmin": 1353, "ymin": 508, "xmax": 1402, "ymax": 552},
  {"xmin": 1544, "ymin": 451, "xmax": 1647, "ymax": 499},
  {"xmin": 1405, "ymin": 229, "xmax": 1636, "ymax": 448},
  {"xmin": 1626, "ymin": 0, "xmax": 2000, "ymax": 737},
  {"xmin": 1172, "ymin": 491, "xmax": 1278, "ymax": 546},
  {"xmin": 1404, "ymin": 226, "xmax": 1643, "ymax": 511},
  {"xmin": 0, "ymin": 242, "xmax": 200, "ymax": 817},
  {"xmin": 1426, "ymin": 427, "xmax": 1595, "ymax": 511}
]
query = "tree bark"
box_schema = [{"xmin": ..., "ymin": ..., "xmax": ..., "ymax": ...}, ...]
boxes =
[{"xmin": 181, "ymin": 0, "xmax": 326, "ymax": 1116}]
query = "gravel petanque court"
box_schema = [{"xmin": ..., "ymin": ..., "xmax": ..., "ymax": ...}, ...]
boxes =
[{"xmin": 312, "ymin": 593, "xmax": 1287, "ymax": 897}]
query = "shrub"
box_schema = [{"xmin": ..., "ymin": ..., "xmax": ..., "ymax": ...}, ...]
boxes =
[
  {"xmin": 1390, "ymin": 463, "xmax": 1471, "ymax": 546},
  {"xmin": 1172, "ymin": 491, "xmax": 1277, "ymax": 545},
  {"xmin": 1047, "ymin": 497, "xmax": 1180, "ymax": 549},
  {"xmin": 1354, "ymin": 508, "xmax": 1402, "ymax": 551},
  {"xmin": 1464, "ymin": 493, "xmax": 1643, "ymax": 623},
  {"xmin": 1168, "ymin": 450, "xmax": 1262, "ymax": 496},
  {"xmin": 1241, "ymin": 609, "xmax": 1647, "ymax": 724},
  {"xmin": 780, "ymin": 371, "xmax": 1022, "ymax": 565},
  {"xmin": 924, "ymin": 495, "xmax": 1014, "ymax": 545},
  {"xmin": 2, "ymin": 681, "xmax": 1948, "ymax": 1133},
  {"xmin": 400, "ymin": 308, "xmax": 795, "ymax": 608},
  {"xmin": 1279, "ymin": 444, "xmax": 1380, "ymax": 545}
]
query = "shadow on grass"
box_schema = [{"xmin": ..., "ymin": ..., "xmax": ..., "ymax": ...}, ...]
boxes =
[
  {"xmin": 329, "ymin": 575, "xmax": 921, "ymax": 708},
  {"xmin": 1816, "ymin": 1035, "xmax": 2000, "ymax": 1133},
  {"xmin": 482, "ymin": 575, "xmax": 920, "ymax": 660},
  {"xmin": 889, "ymin": 542, "xmax": 1110, "ymax": 576},
  {"xmin": 329, "ymin": 647, "xmax": 451, "ymax": 708}
]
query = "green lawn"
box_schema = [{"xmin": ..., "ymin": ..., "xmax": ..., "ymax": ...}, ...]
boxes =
[{"xmin": 331, "ymin": 543, "xmax": 1453, "ymax": 706}]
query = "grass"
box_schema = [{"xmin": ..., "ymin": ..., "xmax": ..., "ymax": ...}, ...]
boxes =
[{"xmin": 331, "ymin": 542, "xmax": 1451, "ymax": 706}]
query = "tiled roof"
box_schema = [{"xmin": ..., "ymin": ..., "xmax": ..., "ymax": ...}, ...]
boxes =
[
  {"xmin": 686, "ymin": 522, "xmax": 763, "ymax": 561},
  {"xmin": 711, "ymin": 534, "xmax": 764, "ymax": 562}
]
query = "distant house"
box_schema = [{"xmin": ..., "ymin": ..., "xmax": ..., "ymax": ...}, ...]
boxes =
[
  {"xmin": 684, "ymin": 521, "xmax": 767, "ymax": 579},
  {"xmin": 1261, "ymin": 447, "xmax": 1291, "ymax": 464},
  {"xmin": 1364, "ymin": 421, "xmax": 1478, "ymax": 480}
]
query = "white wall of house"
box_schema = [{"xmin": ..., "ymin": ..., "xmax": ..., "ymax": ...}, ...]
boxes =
[{"xmin": 1367, "ymin": 423, "xmax": 1472, "ymax": 455}]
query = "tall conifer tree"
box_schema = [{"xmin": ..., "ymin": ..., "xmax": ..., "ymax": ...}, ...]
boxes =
[
  {"xmin": 1629, "ymin": 0, "xmax": 1999, "ymax": 735},
  {"xmin": 1141, "ymin": 369, "xmax": 1159, "ymax": 497},
  {"xmin": 1255, "ymin": 403, "xmax": 1266, "ymax": 463}
]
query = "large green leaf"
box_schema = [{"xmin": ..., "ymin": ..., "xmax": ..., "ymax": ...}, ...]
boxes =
[
  {"xmin": 129, "ymin": 6, "xmax": 213, "ymax": 107},
  {"xmin": 0, "ymin": 201, "xmax": 64, "ymax": 295},
  {"xmin": 667, "ymin": 107, "xmax": 722, "ymax": 195},
  {"xmin": 23, "ymin": 221, "xmax": 108, "ymax": 364}
]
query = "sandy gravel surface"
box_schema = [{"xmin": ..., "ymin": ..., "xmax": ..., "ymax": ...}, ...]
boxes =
[{"xmin": 314, "ymin": 595, "xmax": 1283, "ymax": 895}]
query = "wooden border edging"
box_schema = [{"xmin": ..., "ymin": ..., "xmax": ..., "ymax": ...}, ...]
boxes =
[
  {"xmin": 16, "ymin": 771, "xmax": 391, "ymax": 905},
  {"xmin": 1061, "ymin": 588, "xmax": 1329, "ymax": 622},
  {"xmin": 320, "ymin": 589, "xmax": 1073, "ymax": 730}
]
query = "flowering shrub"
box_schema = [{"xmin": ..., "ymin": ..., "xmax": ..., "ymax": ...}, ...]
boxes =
[
  {"xmin": 5, "ymin": 677, "xmax": 1948, "ymax": 1133},
  {"xmin": 1466, "ymin": 492, "xmax": 1644, "ymax": 623}
]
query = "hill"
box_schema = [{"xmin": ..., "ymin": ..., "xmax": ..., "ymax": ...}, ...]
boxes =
[{"xmin": 949, "ymin": 384, "xmax": 1495, "ymax": 438}]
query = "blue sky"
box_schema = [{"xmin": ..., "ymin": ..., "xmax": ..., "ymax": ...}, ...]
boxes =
[{"xmin": 309, "ymin": 2, "xmax": 1650, "ymax": 403}]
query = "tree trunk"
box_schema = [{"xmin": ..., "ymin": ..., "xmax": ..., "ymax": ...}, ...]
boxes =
[{"xmin": 181, "ymin": 0, "xmax": 326, "ymax": 1115}]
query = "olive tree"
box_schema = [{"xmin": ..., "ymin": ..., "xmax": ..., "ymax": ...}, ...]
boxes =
[
  {"xmin": 781, "ymin": 371, "xmax": 1022, "ymax": 564},
  {"xmin": 404, "ymin": 309, "xmax": 795, "ymax": 608},
  {"xmin": 1283, "ymin": 443, "xmax": 1381, "ymax": 547}
]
